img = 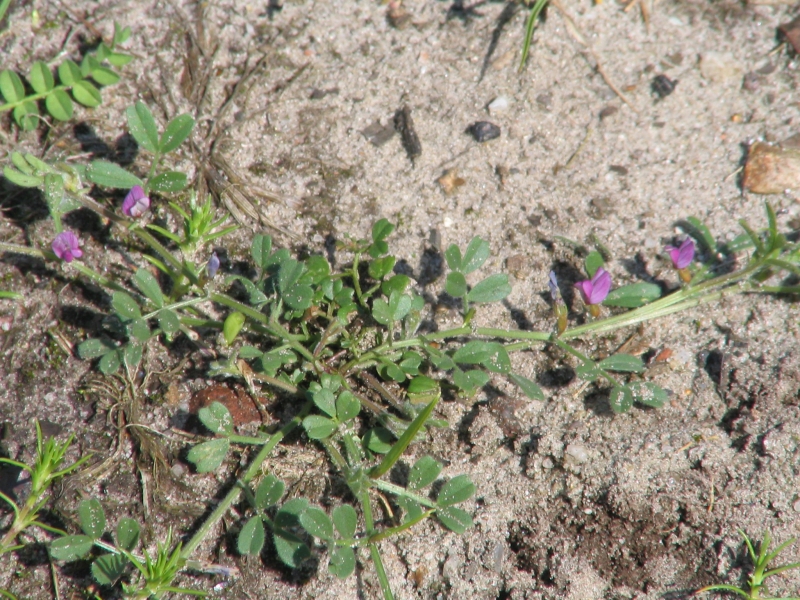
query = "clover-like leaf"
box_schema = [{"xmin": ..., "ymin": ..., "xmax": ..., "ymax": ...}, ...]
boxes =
[
  {"xmin": 187, "ymin": 438, "xmax": 230, "ymax": 473},
  {"xmin": 604, "ymin": 283, "xmax": 661, "ymax": 308},
  {"xmin": 336, "ymin": 391, "xmax": 360, "ymax": 422},
  {"xmin": 408, "ymin": 456, "xmax": 442, "ymax": 490},
  {"xmin": 466, "ymin": 273, "xmax": 511, "ymax": 303},
  {"xmin": 585, "ymin": 250, "xmax": 604, "ymax": 277},
  {"xmin": 45, "ymin": 89, "xmax": 74, "ymax": 121},
  {"xmin": 300, "ymin": 507, "xmax": 334, "ymax": 541},
  {"xmin": 86, "ymin": 160, "xmax": 142, "ymax": 188},
  {"xmin": 437, "ymin": 475, "xmax": 475, "ymax": 506},
  {"xmin": 255, "ymin": 474, "xmax": 285, "ymax": 510},
  {"xmin": 72, "ymin": 80, "xmax": 102, "ymax": 107},
  {"xmin": 629, "ymin": 382, "xmax": 668, "ymax": 408},
  {"xmin": 609, "ymin": 385, "xmax": 633, "ymax": 414},
  {"xmin": 444, "ymin": 244, "xmax": 462, "ymax": 271},
  {"xmin": 50, "ymin": 535, "xmax": 94, "ymax": 561},
  {"xmin": 134, "ymin": 269, "xmax": 163, "ymax": 308},
  {"xmin": 332, "ymin": 505, "xmax": 357, "ymax": 539},
  {"xmin": 0, "ymin": 70, "xmax": 24, "ymax": 103},
  {"xmin": 116, "ymin": 518, "xmax": 140, "ymax": 551},
  {"xmin": 598, "ymin": 354, "xmax": 644, "ymax": 373},
  {"xmin": 78, "ymin": 499, "xmax": 105, "ymax": 539},
  {"xmin": 149, "ymin": 171, "xmax": 187, "ymax": 193},
  {"xmin": 508, "ymin": 373, "xmax": 545, "ymax": 400},
  {"xmin": 111, "ymin": 291, "xmax": 141, "ymax": 321},
  {"xmin": 29, "ymin": 62, "xmax": 54, "ymax": 93},
  {"xmin": 92, "ymin": 553, "xmax": 129, "ymax": 586},
  {"xmin": 329, "ymin": 546, "xmax": 356, "ymax": 579},
  {"xmin": 303, "ymin": 415, "xmax": 337, "ymax": 440},
  {"xmin": 159, "ymin": 114, "xmax": 195, "ymax": 154},
  {"xmin": 461, "ymin": 237, "xmax": 490, "ymax": 274},
  {"xmin": 126, "ymin": 102, "xmax": 159, "ymax": 152},
  {"xmin": 238, "ymin": 516, "xmax": 266, "ymax": 556},
  {"xmin": 445, "ymin": 272, "xmax": 467, "ymax": 298},
  {"xmin": 436, "ymin": 506, "xmax": 473, "ymax": 534},
  {"xmin": 198, "ymin": 401, "xmax": 233, "ymax": 435}
]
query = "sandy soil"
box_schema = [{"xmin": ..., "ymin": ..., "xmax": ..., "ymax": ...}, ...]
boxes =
[{"xmin": 1, "ymin": 0, "xmax": 800, "ymax": 598}]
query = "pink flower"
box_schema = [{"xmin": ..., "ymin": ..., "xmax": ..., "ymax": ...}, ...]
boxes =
[
  {"xmin": 665, "ymin": 238, "xmax": 695, "ymax": 270},
  {"xmin": 52, "ymin": 231, "xmax": 83, "ymax": 262},
  {"xmin": 574, "ymin": 268, "xmax": 611, "ymax": 306},
  {"xmin": 122, "ymin": 185, "xmax": 150, "ymax": 218}
]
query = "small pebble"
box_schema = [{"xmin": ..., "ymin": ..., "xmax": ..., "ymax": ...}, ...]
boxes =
[
  {"xmin": 487, "ymin": 96, "xmax": 509, "ymax": 115},
  {"xmin": 793, "ymin": 498, "xmax": 800, "ymax": 513},
  {"xmin": 565, "ymin": 443, "xmax": 589, "ymax": 464},
  {"xmin": 468, "ymin": 121, "xmax": 501, "ymax": 142},
  {"xmin": 651, "ymin": 74, "xmax": 677, "ymax": 99},
  {"xmin": 542, "ymin": 456, "xmax": 555, "ymax": 469}
]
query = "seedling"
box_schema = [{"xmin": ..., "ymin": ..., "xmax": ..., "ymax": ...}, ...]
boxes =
[{"xmin": 697, "ymin": 530, "xmax": 800, "ymax": 600}]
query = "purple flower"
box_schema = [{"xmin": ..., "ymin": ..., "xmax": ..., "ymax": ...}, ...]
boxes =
[
  {"xmin": 207, "ymin": 252, "xmax": 220, "ymax": 278},
  {"xmin": 548, "ymin": 271, "xmax": 560, "ymax": 301},
  {"xmin": 52, "ymin": 231, "xmax": 83, "ymax": 262},
  {"xmin": 574, "ymin": 268, "xmax": 611, "ymax": 306},
  {"xmin": 665, "ymin": 238, "xmax": 695, "ymax": 270},
  {"xmin": 122, "ymin": 185, "xmax": 150, "ymax": 218}
]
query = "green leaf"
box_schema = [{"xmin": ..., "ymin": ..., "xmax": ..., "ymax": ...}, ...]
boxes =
[
  {"xmin": 452, "ymin": 368, "xmax": 490, "ymax": 394},
  {"xmin": 336, "ymin": 391, "xmax": 360, "ymax": 422},
  {"xmin": 399, "ymin": 352, "xmax": 423, "ymax": 376},
  {"xmin": 585, "ymin": 251, "xmax": 604, "ymax": 277},
  {"xmin": 329, "ymin": 546, "xmax": 356, "ymax": 579},
  {"xmin": 78, "ymin": 499, "xmax": 105, "ymax": 538},
  {"xmin": 222, "ymin": 311, "xmax": 245, "ymax": 346},
  {"xmin": 604, "ymin": 283, "xmax": 661, "ymax": 308},
  {"xmin": 444, "ymin": 244, "xmax": 462, "ymax": 271},
  {"xmin": 29, "ymin": 61, "xmax": 54, "ymax": 93},
  {"xmin": 378, "ymin": 361, "xmax": 405, "ymax": 382},
  {"xmin": 397, "ymin": 497, "xmax": 424, "ymax": 523},
  {"xmin": 159, "ymin": 114, "xmax": 195, "ymax": 153},
  {"xmin": 107, "ymin": 52, "xmax": 133, "ymax": 67},
  {"xmin": 127, "ymin": 319, "xmax": 150, "ymax": 343},
  {"xmin": 609, "ymin": 386, "xmax": 633, "ymax": 414},
  {"xmin": 98, "ymin": 349, "xmax": 121, "ymax": 375},
  {"xmin": 238, "ymin": 516, "xmax": 265, "ymax": 556},
  {"xmin": 111, "ymin": 291, "xmax": 141, "ymax": 320},
  {"xmin": 306, "ymin": 255, "xmax": 330, "ymax": 281},
  {"xmin": 45, "ymin": 89, "xmax": 74, "ymax": 121},
  {"xmin": 372, "ymin": 291, "xmax": 412, "ymax": 325},
  {"xmin": 115, "ymin": 518, "xmax": 140, "ymax": 551},
  {"xmin": 50, "ymin": 535, "xmax": 94, "ymax": 561},
  {"xmin": 274, "ymin": 499, "xmax": 311, "ymax": 568},
  {"xmin": 508, "ymin": 373, "xmax": 545, "ymax": 400},
  {"xmin": 407, "ymin": 375, "xmax": 439, "ymax": 404},
  {"xmin": 453, "ymin": 341, "xmax": 510, "ymax": 373},
  {"xmin": 363, "ymin": 427, "xmax": 394, "ymax": 454},
  {"xmin": 198, "ymin": 401, "xmax": 233, "ymax": 435},
  {"xmin": 575, "ymin": 361, "xmax": 600, "ymax": 382},
  {"xmin": 686, "ymin": 216, "xmax": 716, "ymax": 255},
  {"xmin": 332, "ymin": 505, "xmax": 357, "ymax": 539},
  {"xmin": 408, "ymin": 456, "xmax": 442, "ymax": 490},
  {"xmin": 113, "ymin": 23, "xmax": 132, "ymax": 45},
  {"xmin": 149, "ymin": 171, "xmax": 187, "ymax": 192},
  {"xmin": 92, "ymin": 553, "xmax": 129, "ymax": 585},
  {"xmin": 381, "ymin": 274, "xmax": 410, "ymax": 297},
  {"xmin": 90, "ymin": 66, "xmax": 120, "ymax": 86},
  {"xmin": 436, "ymin": 506, "xmax": 473, "ymax": 534},
  {"xmin": 368, "ymin": 255, "xmax": 395, "ymax": 280},
  {"xmin": 372, "ymin": 219, "xmax": 395, "ymax": 243},
  {"xmin": 187, "ymin": 438, "xmax": 230, "ymax": 473},
  {"xmin": 0, "ymin": 70, "xmax": 24, "ymax": 102},
  {"xmin": 122, "ymin": 342, "xmax": 143, "ymax": 372},
  {"xmin": 303, "ymin": 415, "xmax": 337, "ymax": 440},
  {"xmin": 3, "ymin": 165, "xmax": 42, "ymax": 188},
  {"xmin": 445, "ymin": 272, "xmax": 467, "ymax": 298},
  {"xmin": 310, "ymin": 387, "xmax": 336, "ymax": 417},
  {"xmin": 598, "ymin": 354, "xmax": 644, "ymax": 373},
  {"xmin": 134, "ymin": 269, "xmax": 163, "ymax": 307},
  {"xmin": 86, "ymin": 160, "xmax": 142, "ymax": 188},
  {"xmin": 72, "ymin": 80, "xmax": 102, "ymax": 107},
  {"xmin": 13, "ymin": 100, "xmax": 38, "ymax": 130},
  {"xmin": 629, "ymin": 382, "xmax": 668, "ymax": 408},
  {"xmin": 466, "ymin": 273, "xmax": 511, "ymax": 303},
  {"xmin": 157, "ymin": 309, "xmax": 181, "ymax": 336},
  {"xmin": 126, "ymin": 102, "xmax": 159, "ymax": 152},
  {"xmin": 437, "ymin": 475, "xmax": 475, "ymax": 506},
  {"xmin": 300, "ymin": 507, "xmax": 334, "ymax": 541},
  {"xmin": 255, "ymin": 475, "xmax": 284, "ymax": 510},
  {"xmin": 57, "ymin": 60, "xmax": 82, "ymax": 86},
  {"xmin": 251, "ymin": 234, "xmax": 273, "ymax": 270},
  {"xmin": 461, "ymin": 237, "xmax": 490, "ymax": 274}
]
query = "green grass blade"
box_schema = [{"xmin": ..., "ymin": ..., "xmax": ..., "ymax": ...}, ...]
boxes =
[{"xmin": 518, "ymin": 0, "xmax": 548, "ymax": 72}]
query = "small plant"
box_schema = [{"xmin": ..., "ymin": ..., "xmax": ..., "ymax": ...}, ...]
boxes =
[
  {"xmin": 0, "ymin": 422, "xmax": 90, "ymax": 556},
  {"xmin": 50, "ymin": 500, "xmax": 206, "ymax": 598},
  {"xmin": 0, "ymin": 22, "xmax": 132, "ymax": 130},
  {"xmin": 697, "ymin": 530, "xmax": 800, "ymax": 600}
]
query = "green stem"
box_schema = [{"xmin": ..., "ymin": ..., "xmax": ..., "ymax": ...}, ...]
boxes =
[
  {"xmin": 371, "ymin": 480, "xmax": 437, "ymax": 509},
  {"xmin": 179, "ymin": 400, "xmax": 312, "ymax": 560},
  {"xmin": 141, "ymin": 295, "xmax": 210, "ymax": 320},
  {"xmin": 368, "ymin": 508, "xmax": 436, "ymax": 544}
]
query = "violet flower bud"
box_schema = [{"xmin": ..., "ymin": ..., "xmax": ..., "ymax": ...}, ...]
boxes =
[
  {"xmin": 548, "ymin": 271, "xmax": 568, "ymax": 335},
  {"xmin": 122, "ymin": 185, "xmax": 151, "ymax": 218},
  {"xmin": 665, "ymin": 238, "xmax": 695, "ymax": 270},
  {"xmin": 52, "ymin": 231, "xmax": 83, "ymax": 263},
  {"xmin": 207, "ymin": 252, "xmax": 220, "ymax": 278},
  {"xmin": 574, "ymin": 268, "xmax": 611, "ymax": 306}
]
